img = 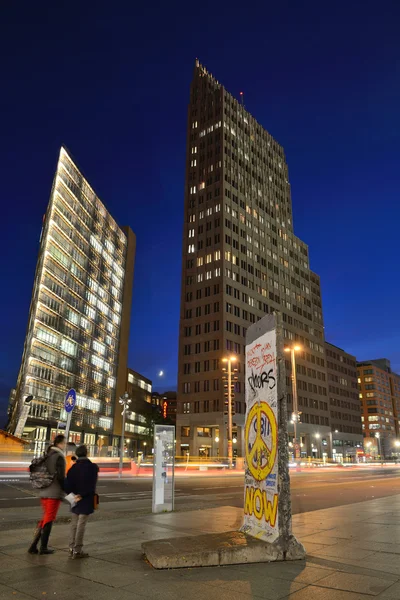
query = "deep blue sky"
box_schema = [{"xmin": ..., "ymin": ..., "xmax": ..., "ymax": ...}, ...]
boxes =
[{"xmin": 1, "ymin": 1, "xmax": 400, "ymax": 426}]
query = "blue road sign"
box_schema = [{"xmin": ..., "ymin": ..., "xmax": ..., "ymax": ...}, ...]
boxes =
[{"xmin": 64, "ymin": 389, "xmax": 76, "ymax": 413}]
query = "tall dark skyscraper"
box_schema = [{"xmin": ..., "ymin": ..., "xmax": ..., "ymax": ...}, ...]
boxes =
[
  {"xmin": 176, "ymin": 61, "xmax": 334, "ymax": 460},
  {"xmin": 8, "ymin": 147, "xmax": 135, "ymax": 455}
]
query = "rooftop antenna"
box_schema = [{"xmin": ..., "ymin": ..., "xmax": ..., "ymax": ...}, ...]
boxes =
[{"xmin": 239, "ymin": 91, "xmax": 245, "ymax": 108}]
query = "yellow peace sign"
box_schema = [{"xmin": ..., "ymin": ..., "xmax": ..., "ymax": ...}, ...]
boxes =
[{"xmin": 245, "ymin": 401, "xmax": 277, "ymax": 481}]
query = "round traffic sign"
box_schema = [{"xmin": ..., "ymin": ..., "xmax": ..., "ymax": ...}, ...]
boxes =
[{"xmin": 64, "ymin": 389, "xmax": 76, "ymax": 413}]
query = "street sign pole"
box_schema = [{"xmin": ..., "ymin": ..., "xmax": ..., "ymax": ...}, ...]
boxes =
[{"xmin": 64, "ymin": 389, "xmax": 76, "ymax": 444}]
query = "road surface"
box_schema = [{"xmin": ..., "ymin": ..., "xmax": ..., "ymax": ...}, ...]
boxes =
[{"xmin": 1, "ymin": 467, "xmax": 400, "ymax": 515}]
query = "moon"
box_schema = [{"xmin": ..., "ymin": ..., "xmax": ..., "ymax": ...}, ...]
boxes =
[{"xmin": 158, "ymin": 370, "xmax": 164, "ymax": 377}]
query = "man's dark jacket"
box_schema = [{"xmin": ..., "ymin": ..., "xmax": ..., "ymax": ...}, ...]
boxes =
[{"xmin": 65, "ymin": 458, "xmax": 99, "ymax": 515}]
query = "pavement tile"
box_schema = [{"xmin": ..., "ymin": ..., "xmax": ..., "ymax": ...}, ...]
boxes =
[
  {"xmin": 0, "ymin": 566, "xmax": 53, "ymax": 585},
  {"xmin": 0, "ymin": 583, "xmax": 35, "ymax": 600},
  {"xmin": 376, "ymin": 581, "xmax": 400, "ymax": 599},
  {"xmin": 211, "ymin": 575, "xmax": 307, "ymax": 599},
  {"xmin": 55, "ymin": 557, "xmax": 166, "ymax": 587},
  {"xmin": 87, "ymin": 548, "xmax": 154, "ymax": 568},
  {"xmin": 315, "ymin": 572, "xmax": 392, "ymax": 596},
  {"xmin": 306, "ymin": 556, "xmax": 399, "ymax": 581},
  {"xmin": 241, "ymin": 561, "xmax": 336, "ymax": 585},
  {"xmin": 125, "ymin": 579, "xmax": 259, "ymax": 600},
  {"xmin": 309, "ymin": 544, "xmax": 375, "ymax": 560},
  {"xmin": 301, "ymin": 541, "xmax": 330, "ymax": 554},
  {"xmin": 350, "ymin": 553, "xmax": 400, "ymax": 576},
  {"xmin": 345, "ymin": 539, "xmax": 400, "ymax": 554},
  {"xmin": 0, "ymin": 555, "xmax": 32, "ymax": 575},
  {"xmin": 285, "ymin": 586, "xmax": 378, "ymax": 599},
  {"xmin": 5, "ymin": 573, "xmax": 85, "ymax": 600},
  {"xmin": 65, "ymin": 578, "xmax": 148, "ymax": 600},
  {"xmin": 299, "ymin": 534, "xmax": 345, "ymax": 546}
]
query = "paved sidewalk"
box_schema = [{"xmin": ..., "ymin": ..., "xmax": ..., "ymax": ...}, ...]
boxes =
[{"xmin": 2, "ymin": 495, "xmax": 400, "ymax": 599}]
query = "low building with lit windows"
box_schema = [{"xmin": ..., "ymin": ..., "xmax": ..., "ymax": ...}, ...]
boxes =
[
  {"xmin": 8, "ymin": 147, "xmax": 135, "ymax": 455},
  {"xmin": 121, "ymin": 369, "xmax": 152, "ymax": 456},
  {"xmin": 325, "ymin": 342, "xmax": 363, "ymax": 462},
  {"xmin": 358, "ymin": 358, "xmax": 400, "ymax": 458}
]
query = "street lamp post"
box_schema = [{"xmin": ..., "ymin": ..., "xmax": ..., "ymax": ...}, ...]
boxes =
[
  {"xmin": 376, "ymin": 432, "xmax": 382, "ymax": 461},
  {"xmin": 222, "ymin": 356, "xmax": 237, "ymax": 469},
  {"xmin": 314, "ymin": 433, "xmax": 321, "ymax": 460},
  {"xmin": 118, "ymin": 392, "xmax": 131, "ymax": 479},
  {"xmin": 284, "ymin": 345, "xmax": 302, "ymax": 461}
]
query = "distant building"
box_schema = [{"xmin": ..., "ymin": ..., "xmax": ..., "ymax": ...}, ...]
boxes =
[
  {"xmin": 325, "ymin": 342, "xmax": 363, "ymax": 462},
  {"xmin": 124, "ymin": 369, "xmax": 152, "ymax": 456},
  {"xmin": 358, "ymin": 358, "xmax": 400, "ymax": 457},
  {"xmin": 162, "ymin": 392, "xmax": 177, "ymax": 424},
  {"xmin": 8, "ymin": 147, "xmax": 135, "ymax": 456}
]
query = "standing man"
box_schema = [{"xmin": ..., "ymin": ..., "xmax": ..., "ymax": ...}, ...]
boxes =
[
  {"xmin": 28, "ymin": 434, "xmax": 67, "ymax": 555},
  {"xmin": 65, "ymin": 445, "xmax": 99, "ymax": 559}
]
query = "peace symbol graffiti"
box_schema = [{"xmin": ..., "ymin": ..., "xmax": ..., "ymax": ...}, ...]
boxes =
[{"xmin": 245, "ymin": 401, "xmax": 277, "ymax": 481}]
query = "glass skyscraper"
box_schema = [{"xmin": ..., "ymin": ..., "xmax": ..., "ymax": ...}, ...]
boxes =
[{"xmin": 8, "ymin": 147, "xmax": 135, "ymax": 455}]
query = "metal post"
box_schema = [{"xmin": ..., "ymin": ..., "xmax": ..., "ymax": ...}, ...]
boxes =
[
  {"xmin": 118, "ymin": 393, "xmax": 131, "ymax": 480},
  {"xmin": 290, "ymin": 349, "xmax": 298, "ymax": 449},
  {"xmin": 118, "ymin": 408, "xmax": 126, "ymax": 479},
  {"xmin": 65, "ymin": 412, "xmax": 72, "ymax": 443},
  {"xmin": 227, "ymin": 359, "xmax": 233, "ymax": 469}
]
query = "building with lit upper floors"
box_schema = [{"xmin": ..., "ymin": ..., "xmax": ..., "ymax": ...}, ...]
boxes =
[
  {"xmin": 176, "ymin": 61, "xmax": 331, "ymax": 459},
  {"xmin": 325, "ymin": 342, "xmax": 363, "ymax": 462},
  {"xmin": 8, "ymin": 147, "xmax": 135, "ymax": 456},
  {"xmin": 122, "ymin": 368, "xmax": 152, "ymax": 457},
  {"xmin": 358, "ymin": 358, "xmax": 400, "ymax": 458}
]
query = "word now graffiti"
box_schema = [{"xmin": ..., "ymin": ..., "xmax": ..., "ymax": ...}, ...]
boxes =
[{"xmin": 244, "ymin": 486, "xmax": 278, "ymax": 527}]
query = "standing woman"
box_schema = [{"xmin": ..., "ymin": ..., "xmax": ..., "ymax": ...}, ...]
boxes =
[{"xmin": 28, "ymin": 434, "xmax": 67, "ymax": 555}]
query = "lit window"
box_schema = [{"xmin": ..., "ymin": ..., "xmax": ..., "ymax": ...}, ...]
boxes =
[
  {"xmin": 93, "ymin": 340, "xmax": 106, "ymax": 355},
  {"xmin": 61, "ymin": 338, "xmax": 77, "ymax": 357}
]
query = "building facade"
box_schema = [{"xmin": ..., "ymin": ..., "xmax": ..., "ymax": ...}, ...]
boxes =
[
  {"xmin": 8, "ymin": 147, "xmax": 135, "ymax": 456},
  {"xmin": 152, "ymin": 391, "xmax": 177, "ymax": 424},
  {"xmin": 122, "ymin": 368, "xmax": 152, "ymax": 456},
  {"xmin": 176, "ymin": 61, "xmax": 331, "ymax": 459},
  {"xmin": 358, "ymin": 358, "xmax": 400, "ymax": 457},
  {"xmin": 325, "ymin": 342, "xmax": 363, "ymax": 462}
]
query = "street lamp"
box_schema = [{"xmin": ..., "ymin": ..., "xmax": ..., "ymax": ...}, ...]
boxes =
[
  {"xmin": 215, "ymin": 436, "xmax": 220, "ymax": 443},
  {"xmin": 284, "ymin": 345, "xmax": 302, "ymax": 460},
  {"xmin": 376, "ymin": 432, "xmax": 382, "ymax": 460},
  {"xmin": 314, "ymin": 433, "xmax": 321, "ymax": 458},
  {"xmin": 118, "ymin": 392, "xmax": 131, "ymax": 479},
  {"xmin": 222, "ymin": 356, "xmax": 237, "ymax": 469}
]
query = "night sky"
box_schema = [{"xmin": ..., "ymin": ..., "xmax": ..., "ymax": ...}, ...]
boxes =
[{"xmin": 1, "ymin": 1, "xmax": 400, "ymax": 427}]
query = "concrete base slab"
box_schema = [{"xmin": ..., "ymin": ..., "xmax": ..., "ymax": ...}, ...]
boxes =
[{"xmin": 142, "ymin": 531, "xmax": 306, "ymax": 569}]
